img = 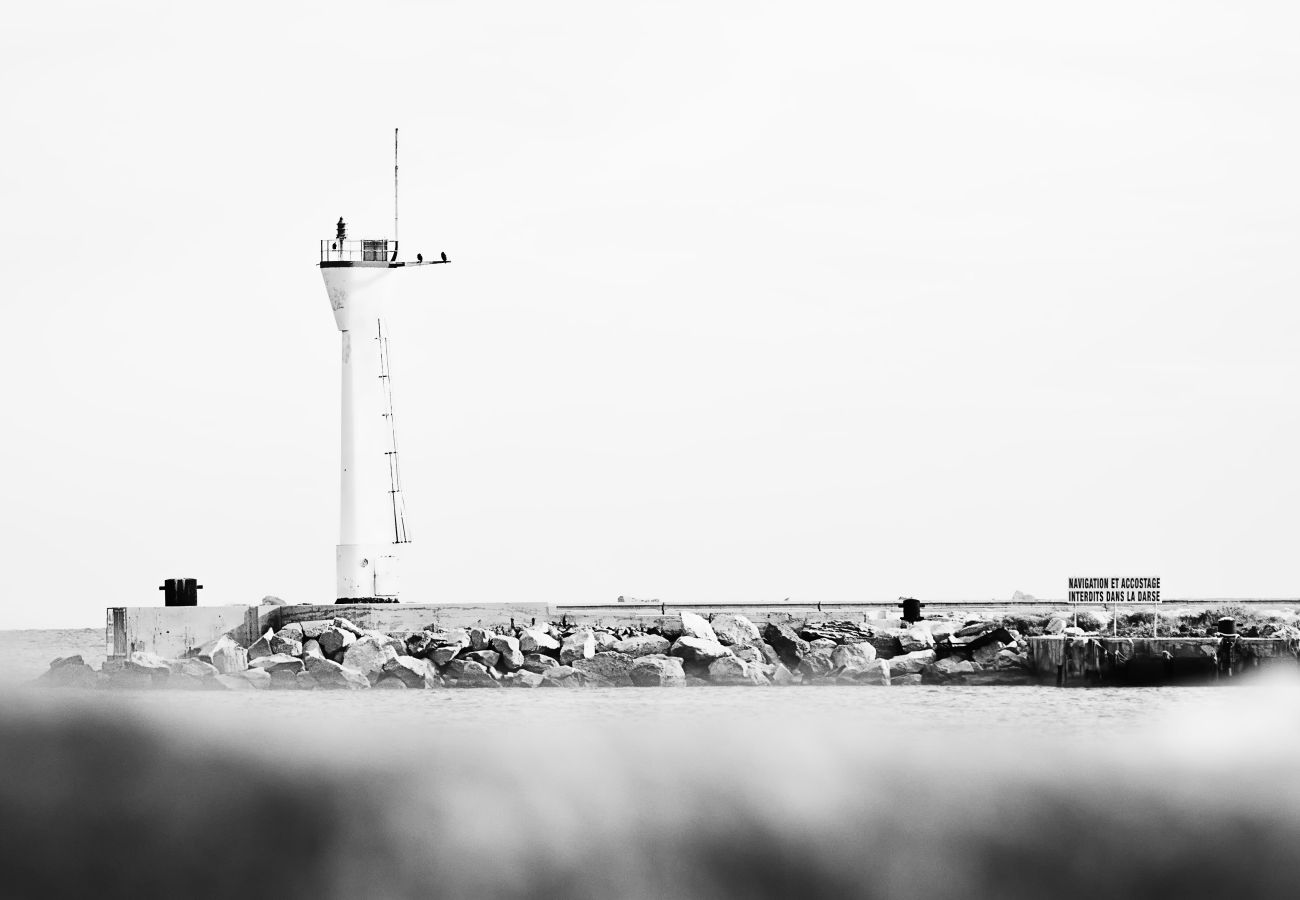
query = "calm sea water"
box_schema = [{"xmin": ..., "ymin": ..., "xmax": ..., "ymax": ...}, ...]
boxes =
[{"xmin": 4, "ymin": 627, "xmax": 1300, "ymax": 899}]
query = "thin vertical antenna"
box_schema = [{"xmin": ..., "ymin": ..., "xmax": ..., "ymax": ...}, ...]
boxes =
[{"xmin": 393, "ymin": 128, "xmax": 399, "ymax": 247}]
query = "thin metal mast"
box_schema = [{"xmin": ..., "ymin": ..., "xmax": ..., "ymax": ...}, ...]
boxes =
[{"xmin": 393, "ymin": 128, "xmax": 399, "ymax": 250}]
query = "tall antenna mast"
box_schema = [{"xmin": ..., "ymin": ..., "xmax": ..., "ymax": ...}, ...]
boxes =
[{"xmin": 393, "ymin": 127, "xmax": 399, "ymax": 247}]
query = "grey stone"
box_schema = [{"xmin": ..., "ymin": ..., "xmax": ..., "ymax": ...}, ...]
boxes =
[
  {"xmin": 763, "ymin": 622, "xmax": 810, "ymax": 667},
  {"xmin": 213, "ymin": 673, "xmax": 258, "ymax": 691},
  {"xmin": 679, "ymin": 611, "xmax": 719, "ymax": 642},
  {"xmin": 888, "ymin": 649, "xmax": 937, "ymax": 677},
  {"xmin": 297, "ymin": 619, "xmax": 334, "ymax": 640},
  {"xmin": 179, "ymin": 659, "xmax": 219, "ymax": 680},
  {"xmin": 269, "ymin": 668, "xmax": 305, "ymax": 690},
  {"xmin": 304, "ymin": 656, "xmax": 369, "ymax": 690},
  {"xmin": 971, "ymin": 642, "xmax": 1005, "ymax": 666},
  {"xmin": 518, "ymin": 627, "xmax": 561, "ymax": 654},
  {"xmin": 711, "ymin": 613, "xmax": 762, "ymax": 647},
  {"xmin": 469, "ymin": 627, "xmax": 492, "ymax": 651},
  {"xmin": 430, "ymin": 645, "xmax": 461, "ymax": 666},
  {"xmin": 560, "ymin": 629, "xmax": 596, "ymax": 665},
  {"xmin": 106, "ymin": 670, "xmax": 156, "ymax": 690},
  {"xmin": 730, "ymin": 644, "xmax": 764, "ymax": 665},
  {"xmin": 261, "ymin": 595, "xmax": 287, "ymax": 606},
  {"xmin": 464, "ymin": 650, "xmax": 500, "ymax": 669},
  {"xmin": 405, "ymin": 630, "xmax": 436, "ymax": 657},
  {"xmin": 249, "ymin": 654, "xmax": 305, "ymax": 675},
  {"xmin": 454, "ymin": 660, "xmax": 501, "ymax": 688},
  {"xmin": 863, "ymin": 632, "xmax": 903, "ymax": 660},
  {"xmin": 808, "ymin": 638, "xmax": 838, "ymax": 651},
  {"xmin": 210, "ymin": 637, "xmax": 249, "ymax": 674},
  {"xmin": 770, "ymin": 662, "xmax": 797, "ymax": 686},
  {"xmin": 512, "ymin": 670, "xmax": 545, "ymax": 688},
  {"xmin": 926, "ymin": 620, "xmax": 961, "ymax": 642},
  {"xmin": 540, "ymin": 666, "xmax": 591, "ymax": 688},
  {"xmin": 302, "ymin": 639, "xmax": 325, "ymax": 660},
  {"xmin": 994, "ymin": 648, "xmax": 1028, "ymax": 670},
  {"xmin": 489, "ymin": 635, "xmax": 524, "ymax": 671},
  {"xmin": 342, "ymin": 635, "xmax": 398, "ymax": 685},
  {"xmin": 924, "ymin": 656, "xmax": 975, "ymax": 683},
  {"xmin": 374, "ymin": 677, "xmax": 408, "ymax": 689},
  {"xmin": 331, "ymin": 617, "xmax": 366, "ymax": 637},
  {"xmin": 295, "ymin": 671, "xmax": 319, "ymax": 690},
  {"xmin": 124, "ymin": 651, "xmax": 171, "ymax": 677},
  {"xmin": 230, "ymin": 668, "xmax": 271, "ymax": 689},
  {"xmin": 247, "ymin": 635, "xmax": 275, "ymax": 661},
  {"xmin": 708, "ymin": 656, "xmax": 768, "ymax": 686},
  {"xmin": 572, "ymin": 651, "xmax": 636, "ymax": 686},
  {"xmin": 317, "ymin": 626, "xmax": 356, "ymax": 657},
  {"xmin": 522, "ymin": 654, "xmax": 560, "ymax": 674},
  {"xmin": 629, "ymin": 656, "xmax": 686, "ymax": 687},
  {"xmin": 830, "ymin": 642, "xmax": 878, "ymax": 673},
  {"xmin": 382, "ymin": 655, "xmax": 433, "ymax": 688},
  {"xmin": 270, "ymin": 632, "xmax": 303, "ymax": 657},
  {"xmin": 593, "ymin": 631, "xmax": 620, "ymax": 652},
  {"xmin": 797, "ymin": 647, "xmax": 837, "ymax": 681},
  {"xmin": 41, "ymin": 657, "xmax": 100, "ymax": 689},
  {"xmin": 899, "ymin": 624, "xmax": 935, "ymax": 653},
  {"xmin": 841, "ymin": 659, "xmax": 890, "ymax": 686},
  {"xmin": 669, "ymin": 637, "xmax": 731, "ymax": 664},
  {"xmin": 892, "ymin": 673, "xmax": 923, "ymax": 686},
  {"xmin": 612, "ymin": 635, "xmax": 671, "ymax": 658}
]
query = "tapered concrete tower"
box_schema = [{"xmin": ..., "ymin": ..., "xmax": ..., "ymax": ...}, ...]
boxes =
[{"xmin": 319, "ymin": 218, "xmax": 446, "ymax": 602}]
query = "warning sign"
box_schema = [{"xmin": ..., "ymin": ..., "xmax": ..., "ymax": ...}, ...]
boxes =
[{"xmin": 1067, "ymin": 577, "xmax": 1161, "ymax": 604}]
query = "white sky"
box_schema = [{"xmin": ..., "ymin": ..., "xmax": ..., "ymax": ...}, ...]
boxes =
[{"xmin": 2, "ymin": 1, "xmax": 1298, "ymax": 628}]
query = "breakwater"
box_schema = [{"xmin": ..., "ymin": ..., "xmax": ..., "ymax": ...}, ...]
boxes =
[{"xmin": 41, "ymin": 611, "xmax": 1037, "ymax": 690}]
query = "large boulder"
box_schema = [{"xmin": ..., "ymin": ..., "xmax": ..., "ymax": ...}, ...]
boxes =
[
  {"xmin": 452, "ymin": 660, "xmax": 500, "ymax": 688},
  {"xmin": 887, "ymin": 649, "xmax": 937, "ymax": 677},
  {"xmin": 613, "ymin": 635, "xmax": 672, "ymax": 658},
  {"xmin": 899, "ymin": 624, "xmax": 935, "ymax": 653},
  {"xmin": 247, "ymin": 634, "xmax": 275, "ymax": 661},
  {"xmin": 429, "ymin": 645, "xmax": 461, "ymax": 666},
  {"xmin": 469, "ymin": 627, "xmax": 492, "ymax": 651},
  {"xmin": 489, "ymin": 635, "xmax": 524, "ymax": 671},
  {"xmin": 763, "ymin": 622, "xmax": 810, "ymax": 668},
  {"xmin": 40, "ymin": 656, "xmax": 99, "ymax": 689},
  {"xmin": 862, "ymin": 631, "xmax": 903, "ymax": 660},
  {"xmin": 213, "ymin": 673, "xmax": 259, "ymax": 691},
  {"xmin": 711, "ymin": 613, "xmax": 761, "ymax": 647},
  {"xmin": 317, "ymin": 626, "xmax": 356, "ymax": 658},
  {"xmin": 297, "ymin": 619, "xmax": 334, "ymax": 640},
  {"xmin": 839, "ymin": 659, "xmax": 889, "ymax": 686},
  {"xmin": 342, "ymin": 636, "xmax": 398, "ymax": 685},
  {"xmin": 404, "ymin": 630, "xmax": 436, "ymax": 658},
  {"xmin": 304, "ymin": 656, "xmax": 368, "ymax": 690},
  {"xmin": 124, "ymin": 651, "xmax": 171, "ymax": 678},
  {"xmin": 796, "ymin": 647, "xmax": 837, "ymax": 681},
  {"xmin": 301, "ymin": 639, "xmax": 325, "ymax": 661},
  {"xmin": 892, "ymin": 673, "xmax": 923, "ymax": 686},
  {"xmin": 374, "ymin": 677, "xmax": 408, "ymax": 690},
  {"xmin": 249, "ymin": 654, "xmax": 304, "ymax": 675},
  {"xmin": 924, "ymin": 656, "xmax": 975, "ymax": 683},
  {"xmin": 926, "ymin": 620, "xmax": 962, "ymax": 642},
  {"xmin": 381, "ymin": 656, "xmax": 433, "ymax": 688},
  {"xmin": 522, "ymin": 653, "xmax": 560, "ymax": 674},
  {"xmin": 800, "ymin": 621, "xmax": 874, "ymax": 644},
  {"xmin": 679, "ymin": 612, "xmax": 719, "ymax": 643},
  {"xmin": 708, "ymin": 656, "xmax": 768, "ymax": 686},
  {"xmin": 730, "ymin": 645, "xmax": 764, "ymax": 666},
  {"xmin": 511, "ymin": 670, "xmax": 545, "ymax": 688},
  {"xmin": 830, "ymin": 641, "xmax": 877, "ymax": 672},
  {"xmin": 629, "ymin": 656, "xmax": 686, "ymax": 687},
  {"xmin": 331, "ymin": 617, "xmax": 367, "ymax": 637},
  {"xmin": 572, "ymin": 651, "xmax": 636, "ymax": 686},
  {"xmin": 593, "ymin": 631, "xmax": 620, "ymax": 652},
  {"xmin": 669, "ymin": 637, "xmax": 731, "ymax": 664},
  {"xmin": 464, "ymin": 650, "xmax": 500, "ymax": 670},
  {"xmin": 209, "ymin": 637, "xmax": 249, "ymax": 674},
  {"xmin": 228, "ymin": 668, "xmax": 271, "ymax": 690},
  {"xmin": 270, "ymin": 624, "xmax": 305, "ymax": 656},
  {"xmin": 971, "ymin": 641, "xmax": 1006, "ymax": 666},
  {"xmin": 179, "ymin": 659, "xmax": 219, "ymax": 680},
  {"xmin": 770, "ymin": 662, "xmax": 797, "ymax": 686},
  {"xmin": 993, "ymin": 648, "xmax": 1029, "ymax": 670},
  {"xmin": 560, "ymin": 629, "xmax": 596, "ymax": 665},
  {"xmin": 540, "ymin": 666, "xmax": 592, "ymax": 689},
  {"xmin": 518, "ymin": 627, "xmax": 561, "ymax": 654}
]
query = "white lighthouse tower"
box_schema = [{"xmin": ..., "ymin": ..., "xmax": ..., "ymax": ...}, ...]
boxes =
[{"xmin": 318, "ymin": 140, "xmax": 447, "ymax": 601}]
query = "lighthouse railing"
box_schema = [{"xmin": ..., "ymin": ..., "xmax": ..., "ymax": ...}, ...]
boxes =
[{"xmin": 320, "ymin": 238, "xmax": 398, "ymax": 263}]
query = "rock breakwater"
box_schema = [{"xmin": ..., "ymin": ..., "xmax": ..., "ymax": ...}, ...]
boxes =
[{"xmin": 37, "ymin": 613, "xmax": 1036, "ymax": 691}]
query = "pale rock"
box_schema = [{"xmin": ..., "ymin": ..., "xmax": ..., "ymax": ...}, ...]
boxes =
[
  {"xmin": 382, "ymin": 655, "xmax": 432, "ymax": 688},
  {"xmin": 797, "ymin": 647, "xmax": 837, "ymax": 681},
  {"xmin": 612, "ymin": 635, "xmax": 671, "ymax": 658},
  {"xmin": 518, "ymin": 628, "xmax": 561, "ymax": 654},
  {"xmin": 971, "ymin": 642, "xmax": 1005, "ymax": 666},
  {"xmin": 925, "ymin": 656, "xmax": 975, "ymax": 682},
  {"xmin": 830, "ymin": 642, "xmax": 877, "ymax": 672},
  {"xmin": 304, "ymin": 656, "xmax": 368, "ymax": 690},
  {"xmin": 670, "ymin": 637, "xmax": 731, "ymax": 664},
  {"xmin": 302, "ymin": 639, "xmax": 325, "ymax": 660},
  {"xmin": 489, "ymin": 635, "xmax": 524, "ymax": 671},
  {"xmin": 270, "ymin": 631, "xmax": 303, "ymax": 657},
  {"xmin": 899, "ymin": 624, "xmax": 935, "ymax": 653},
  {"xmin": 464, "ymin": 650, "xmax": 500, "ymax": 670},
  {"xmin": 213, "ymin": 673, "xmax": 257, "ymax": 691},
  {"xmin": 629, "ymin": 656, "xmax": 686, "ymax": 687},
  {"xmin": 180, "ymin": 659, "xmax": 219, "ymax": 680},
  {"xmin": 298, "ymin": 620, "xmax": 334, "ymax": 640},
  {"xmin": 770, "ymin": 663, "xmax": 797, "ymax": 686},
  {"xmin": 560, "ymin": 629, "xmax": 596, "ymax": 665},
  {"xmin": 994, "ymin": 649, "xmax": 1029, "ymax": 670},
  {"xmin": 331, "ymin": 617, "xmax": 366, "ymax": 637},
  {"xmin": 711, "ymin": 613, "xmax": 761, "ymax": 647},
  {"xmin": 1046, "ymin": 617, "xmax": 1068, "ymax": 634},
  {"xmin": 593, "ymin": 631, "xmax": 620, "ymax": 652},
  {"xmin": 512, "ymin": 670, "xmax": 545, "ymax": 688},
  {"xmin": 125, "ymin": 651, "xmax": 171, "ymax": 677},
  {"xmin": 892, "ymin": 673, "xmax": 923, "ymax": 686},
  {"xmin": 888, "ymin": 649, "xmax": 937, "ymax": 677},
  {"xmin": 522, "ymin": 654, "xmax": 560, "ymax": 674},
  {"xmin": 210, "ymin": 638, "xmax": 249, "ymax": 675},
  {"xmin": 231, "ymin": 668, "xmax": 271, "ymax": 689},
  {"xmin": 708, "ymin": 655, "xmax": 768, "ymax": 686},
  {"xmin": 374, "ymin": 677, "xmax": 408, "ymax": 689},
  {"xmin": 454, "ymin": 660, "xmax": 501, "ymax": 688},
  {"xmin": 249, "ymin": 654, "xmax": 305, "ymax": 675},
  {"xmin": 430, "ymin": 645, "xmax": 461, "ymax": 666},
  {"xmin": 295, "ymin": 671, "xmax": 318, "ymax": 690},
  {"xmin": 261, "ymin": 595, "xmax": 287, "ymax": 606},
  {"xmin": 808, "ymin": 638, "xmax": 838, "ymax": 651},
  {"xmin": 342, "ymin": 636, "xmax": 398, "ymax": 685},
  {"xmin": 469, "ymin": 627, "xmax": 492, "ymax": 651},
  {"xmin": 926, "ymin": 621, "xmax": 961, "ymax": 642},
  {"xmin": 679, "ymin": 612, "xmax": 719, "ymax": 643},
  {"xmin": 540, "ymin": 666, "xmax": 591, "ymax": 688},
  {"xmin": 572, "ymin": 651, "xmax": 636, "ymax": 686},
  {"xmin": 730, "ymin": 645, "xmax": 764, "ymax": 666}
]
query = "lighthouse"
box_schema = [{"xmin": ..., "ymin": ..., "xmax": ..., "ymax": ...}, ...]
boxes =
[{"xmin": 319, "ymin": 212, "xmax": 446, "ymax": 602}]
